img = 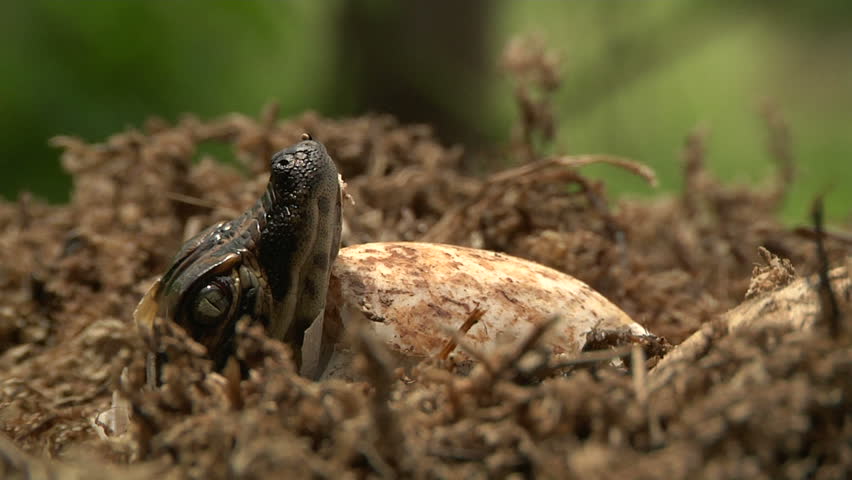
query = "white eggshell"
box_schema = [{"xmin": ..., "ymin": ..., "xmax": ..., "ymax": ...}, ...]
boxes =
[{"xmin": 316, "ymin": 242, "xmax": 647, "ymax": 379}]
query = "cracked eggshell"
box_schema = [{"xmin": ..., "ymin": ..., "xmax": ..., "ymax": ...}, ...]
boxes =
[{"xmin": 318, "ymin": 242, "xmax": 647, "ymax": 379}]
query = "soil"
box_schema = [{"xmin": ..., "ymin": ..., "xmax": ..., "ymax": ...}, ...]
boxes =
[{"xmin": 0, "ymin": 107, "xmax": 850, "ymax": 479}]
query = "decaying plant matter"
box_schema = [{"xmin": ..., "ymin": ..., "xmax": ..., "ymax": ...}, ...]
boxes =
[
  {"xmin": 0, "ymin": 102, "xmax": 848, "ymax": 478},
  {"xmin": 1, "ymin": 38, "xmax": 851, "ymax": 478}
]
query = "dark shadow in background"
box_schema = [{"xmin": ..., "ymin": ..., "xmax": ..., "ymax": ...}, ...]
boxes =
[{"xmin": 334, "ymin": 0, "xmax": 495, "ymax": 147}]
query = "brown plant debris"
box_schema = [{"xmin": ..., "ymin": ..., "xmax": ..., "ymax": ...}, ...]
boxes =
[
  {"xmin": 501, "ymin": 34, "xmax": 562, "ymax": 162},
  {"xmin": 744, "ymin": 246, "xmax": 797, "ymax": 300},
  {"xmin": 0, "ymin": 101, "xmax": 850, "ymax": 479}
]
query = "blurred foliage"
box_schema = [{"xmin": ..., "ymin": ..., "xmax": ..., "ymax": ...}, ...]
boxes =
[{"xmin": 1, "ymin": 1, "xmax": 850, "ymax": 223}]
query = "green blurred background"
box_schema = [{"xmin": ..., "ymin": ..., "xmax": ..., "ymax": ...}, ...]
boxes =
[{"xmin": 1, "ymin": 1, "xmax": 850, "ymax": 223}]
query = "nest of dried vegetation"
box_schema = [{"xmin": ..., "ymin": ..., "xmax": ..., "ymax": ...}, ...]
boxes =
[{"xmin": 1, "ymin": 40, "xmax": 851, "ymax": 479}]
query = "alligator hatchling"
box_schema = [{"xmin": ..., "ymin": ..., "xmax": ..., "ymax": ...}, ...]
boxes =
[{"xmin": 134, "ymin": 133, "xmax": 343, "ymax": 384}]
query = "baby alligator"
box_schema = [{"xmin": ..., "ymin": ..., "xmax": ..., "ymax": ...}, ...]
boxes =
[{"xmin": 135, "ymin": 134, "xmax": 342, "ymax": 380}]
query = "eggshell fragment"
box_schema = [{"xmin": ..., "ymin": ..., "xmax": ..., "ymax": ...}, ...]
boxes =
[{"xmin": 317, "ymin": 242, "xmax": 647, "ymax": 379}]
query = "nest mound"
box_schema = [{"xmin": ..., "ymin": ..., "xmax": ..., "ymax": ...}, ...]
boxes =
[{"xmin": 0, "ymin": 108, "xmax": 850, "ymax": 479}]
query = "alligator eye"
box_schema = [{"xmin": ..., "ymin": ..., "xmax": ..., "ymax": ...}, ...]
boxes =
[
  {"xmin": 191, "ymin": 281, "xmax": 232, "ymax": 325},
  {"xmin": 300, "ymin": 132, "xmax": 312, "ymax": 141}
]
